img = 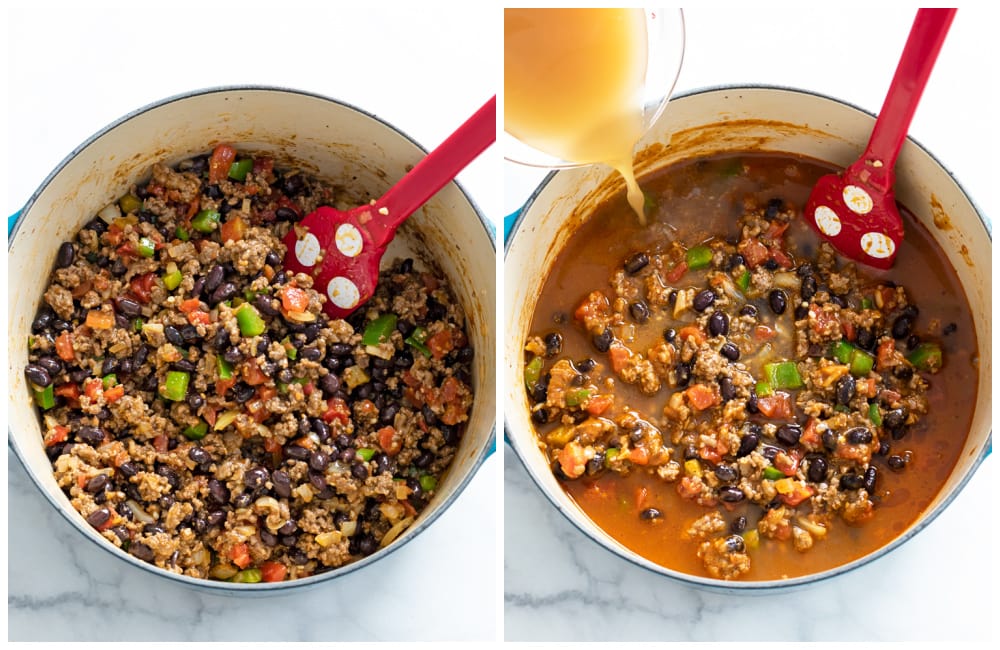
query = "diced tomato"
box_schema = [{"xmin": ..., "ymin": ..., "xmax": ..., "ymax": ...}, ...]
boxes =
[
  {"xmin": 841, "ymin": 318, "xmax": 856, "ymax": 342},
  {"xmin": 152, "ymin": 434, "xmax": 169, "ymax": 453},
  {"xmin": 754, "ymin": 325, "xmax": 776, "ymax": 341},
  {"xmin": 378, "ymin": 426, "xmax": 402, "ymax": 455},
  {"xmin": 765, "ymin": 221, "xmax": 790, "ymax": 240},
  {"xmin": 71, "ymin": 279, "xmax": 94, "ymax": 299},
  {"xmin": 185, "ymin": 197, "xmax": 200, "ymax": 221},
  {"xmin": 757, "ymin": 392, "xmax": 794, "ymax": 419},
  {"xmin": 129, "ymin": 273, "xmax": 157, "ymax": 304},
  {"xmin": 54, "ymin": 382, "xmax": 81, "ymax": 403},
  {"xmin": 252, "ymin": 157, "xmax": 274, "ymax": 178},
  {"xmin": 83, "ymin": 378, "xmax": 102, "ymax": 400},
  {"xmin": 677, "ymin": 476, "xmax": 702, "ymax": 500},
  {"xmin": 778, "ymin": 482, "xmax": 815, "ymax": 507},
  {"xmin": 427, "ymin": 328, "xmax": 455, "ymax": 360},
  {"xmin": 215, "ymin": 377, "xmax": 237, "ymax": 397},
  {"xmin": 629, "ymin": 446, "xmax": 650, "ymax": 465},
  {"xmin": 322, "ymin": 397, "xmax": 351, "ymax": 425},
  {"xmin": 260, "ymin": 560, "xmax": 287, "ymax": 583},
  {"xmin": 208, "ymin": 144, "xmax": 237, "ymax": 184},
  {"xmin": 400, "ymin": 500, "xmax": 418, "ymax": 518},
  {"xmin": 103, "ymin": 385, "xmax": 125, "ymax": 404},
  {"xmin": 876, "ymin": 339, "xmax": 896, "ymax": 369},
  {"xmin": 85, "ymin": 310, "xmax": 114, "ymax": 330},
  {"xmin": 421, "ymin": 273, "xmax": 440, "ymax": 292},
  {"xmin": 220, "ymin": 215, "xmax": 247, "ymax": 243},
  {"xmin": 800, "ymin": 418, "xmax": 822, "ymax": 449},
  {"xmin": 573, "ymin": 291, "xmax": 610, "ymax": 323},
  {"xmin": 242, "ymin": 360, "xmax": 269, "ymax": 386},
  {"xmin": 678, "ymin": 325, "xmax": 706, "ymax": 346},
  {"xmin": 203, "ymin": 406, "xmax": 218, "ymax": 428},
  {"xmin": 698, "ymin": 445, "xmax": 722, "ymax": 464},
  {"xmin": 738, "ymin": 238, "xmax": 770, "ymax": 268},
  {"xmin": 585, "ymin": 395, "xmax": 613, "ymax": 417},
  {"xmin": 774, "ymin": 450, "xmax": 802, "ymax": 476},
  {"xmin": 246, "ymin": 398, "xmax": 269, "ymax": 423},
  {"xmin": 685, "ymin": 383, "xmax": 719, "ymax": 411},
  {"xmin": 557, "ymin": 441, "xmax": 587, "ymax": 479},
  {"xmin": 877, "ymin": 286, "xmax": 897, "ymax": 311},
  {"xmin": 302, "ymin": 381, "xmax": 315, "ymax": 397},
  {"xmin": 769, "ymin": 246, "xmax": 793, "ymax": 269},
  {"xmin": 116, "ymin": 242, "xmax": 138, "ymax": 259},
  {"xmin": 55, "ymin": 331, "xmax": 75, "ymax": 361},
  {"xmin": 862, "ymin": 377, "xmax": 878, "ymax": 398},
  {"xmin": 634, "ymin": 485, "xmax": 651, "ymax": 511},
  {"xmin": 96, "ymin": 510, "xmax": 119, "ymax": 532},
  {"xmin": 187, "ymin": 310, "xmax": 211, "ymax": 326},
  {"xmin": 275, "ymin": 194, "xmax": 302, "ymax": 218},
  {"xmin": 179, "ymin": 298, "xmax": 202, "ymax": 313},
  {"xmin": 666, "ymin": 261, "xmax": 688, "ymax": 283},
  {"xmin": 44, "ymin": 425, "xmax": 70, "ymax": 447},
  {"xmin": 104, "ymin": 223, "xmax": 125, "ymax": 247},
  {"xmin": 279, "ymin": 286, "xmax": 310, "ymax": 313},
  {"xmin": 229, "ymin": 542, "xmax": 252, "ymax": 569},
  {"xmin": 608, "ymin": 345, "xmax": 630, "ymax": 373}
]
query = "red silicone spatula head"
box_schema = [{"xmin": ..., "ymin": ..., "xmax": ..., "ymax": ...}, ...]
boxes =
[
  {"xmin": 804, "ymin": 8, "xmax": 955, "ymax": 269},
  {"xmin": 282, "ymin": 96, "xmax": 496, "ymax": 319}
]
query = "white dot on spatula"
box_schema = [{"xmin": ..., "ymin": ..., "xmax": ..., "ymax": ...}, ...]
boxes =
[
  {"xmin": 327, "ymin": 276, "xmax": 360, "ymax": 309},
  {"xmin": 861, "ymin": 232, "xmax": 895, "ymax": 259},
  {"xmin": 843, "ymin": 185, "xmax": 874, "ymax": 215},
  {"xmin": 335, "ymin": 224, "xmax": 363, "ymax": 258},
  {"xmin": 814, "ymin": 205, "xmax": 842, "ymax": 236},
  {"xmin": 294, "ymin": 233, "xmax": 321, "ymax": 267}
]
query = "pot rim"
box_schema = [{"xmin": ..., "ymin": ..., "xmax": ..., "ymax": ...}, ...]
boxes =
[
  {"xmin": 9, "ymin": 84, "xmax": 497, "ymax": 593},
  {"xmin": 504, "ymin": 82, "xmax": 992, "ymax": 591}
]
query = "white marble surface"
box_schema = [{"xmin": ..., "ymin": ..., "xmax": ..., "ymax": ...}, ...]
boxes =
[
  {"xmin": 6, "ymin": 3, "xmax": 498, "ymax": 643},
  {"xmin": 503, "ymin": 4, "xmax": 995, "ymax": 643}
]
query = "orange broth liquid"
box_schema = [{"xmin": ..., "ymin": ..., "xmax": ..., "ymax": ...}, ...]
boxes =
[
  {"xmin": 531, "ymin": 153, "xmax": 977, "ymax": 580},
  {"xmin": 504, "ymin": 7, "xmax": 649, "ymax": 221}
]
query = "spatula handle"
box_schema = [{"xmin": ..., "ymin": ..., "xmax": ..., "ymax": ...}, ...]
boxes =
[
  {"xmin": 865, "ymin": 8, "xmax": 955, "ymax": 179},
  {"xmin": 366, "ymin": 96, "xmax": 496, "ymax": 247}
]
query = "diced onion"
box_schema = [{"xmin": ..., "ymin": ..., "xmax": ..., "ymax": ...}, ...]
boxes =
[
  {"xmin": 126, "ymin": 499, "xmax": 155, "ymax": 524},
  {"xmin": 379, "ymin": 516, "xmax": 414, "ymax": 548},
  {"xmin": 98, "ymin": 202, "xmax": 122, "ymax": 223},
  {"xmin": 339, "ymin": 519, "xmax": 357, "ymax": 537}
]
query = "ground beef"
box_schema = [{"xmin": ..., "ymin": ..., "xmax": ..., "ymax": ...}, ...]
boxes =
[{"xmin": 24, "ymin": 145, "xmax": 474, "ymax": 583}]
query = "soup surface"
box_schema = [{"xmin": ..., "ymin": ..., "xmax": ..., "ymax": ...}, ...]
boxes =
[{"xmin": 524, "ymin": 153, "xmax": 976, "ymax": 580}]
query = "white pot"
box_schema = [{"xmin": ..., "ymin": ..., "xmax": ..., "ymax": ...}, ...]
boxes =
[
  {"xmin": 8, "ymin": 86, "xmax": 496, "ymax": 592},
  {"xmin": 504, "ymin": 85, "xmax": 991, "ymax": 590}
]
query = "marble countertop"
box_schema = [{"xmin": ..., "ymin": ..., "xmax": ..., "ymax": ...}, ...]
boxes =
[
  {"xmin": 503, "ymin": 4, "xmax": 994, "ymax": 643},
  {"xmin": 7, "ymin": 4, "xmax": 498, "ymax": 643}
]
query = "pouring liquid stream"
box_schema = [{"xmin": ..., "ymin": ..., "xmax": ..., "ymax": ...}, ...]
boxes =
[{"xmin": 505, "ymin": 8, "xmax": 649, "ymax": 223}]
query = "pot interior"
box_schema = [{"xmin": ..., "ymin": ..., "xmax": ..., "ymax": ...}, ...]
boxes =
[
  {"xmin": 504, "ymin": 86, "xmax": 991, "ymax": 587},
  {"xmin": 8, "ymin": 87, "xmax": 496, "ymax": 587}
]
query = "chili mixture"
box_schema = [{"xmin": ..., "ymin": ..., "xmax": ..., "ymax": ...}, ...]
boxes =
[
  {"xmin": 24, "ymin": 145, "xmax": 474, "ymax": 583},
  {"xmin": 524, "ymin": 153, "xmax": 976, "ymax": 581}
]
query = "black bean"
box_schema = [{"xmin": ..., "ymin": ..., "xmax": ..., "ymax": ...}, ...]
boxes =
[
  {"xmin": 338, "ymin": 448, "xmax": 356, "ymax": 464},
  {"xmin": 719, "ymin": 486, "xmax": 745, "ymax": 503},
  {"xmin": 639, "ymin": 508, "xmax": 662, "ymax": 520},
  {"xmin": 244, "ymin": 466, "xmax": 270, "ymax": 490},
  {"xmin": 795, "ymin": 263, "xmax": 814, "ymax": 277},
  {"xmin": 379, "ymin": 403, "xmax": 399, "ymax": 426},
  {"xmin": 159, "ymin": 494, "xmax": 176, "ymax": 510},
  {"xmin": 667, "ymin": 290, "xmax": 678, "ymax": 306},
  {"xmin": 55, "ymin": 241, "xmax": 76, "ymax": 268},
  {"xmin": 856, "ymin": 328, "xmax": 876, "ymax": 351},
  {"xmin": 846, "ymin": 427, "xmax": 873, "ymax": 445},
  {"xmin": 355, "ymin": 383, "xmax": 374, "ymax": 400},
  {"xmin": 172, "ymin": 359, "xmax": 197, "ymax": 373},
  {"xmin": 207, "ymin": 479, "xmax": 230, "ymax": 505},
  {"xmin": 794, "ymin": 304, "xmax": 809, "ymax": 320},
  {"xmin": 800, "ymin": 275, "xmax": 817, "ymax": 301},
  {"xmin": 663, "ymin": 328, "xmax": 677, "ymax": 343},
  {"xmin": 221, "ymin": 347, "xmax": 244, "ymax": 365},
  {"xmin": 85, "ymin": 473, "xmax": 108, "ymax": 494},
  {"xmin": 830, "ymin": 294, "xmax": 847, "ymax": 308},
  {"xmin": 309, "ymin": 451, "xmax": 330, "ymax": 472},
  {"xmin": 275, "ymin": 368, "xmax": 294, "ymax": 385},
  {"xmin": 883, "ymin": 408, "xmax": 907, "ymax": 432},
  {"xmin": 906, "ymin": 334, "xmax": 921, "ymax": 351},
  {"xmin": 717, "ymin": 342, "xmax": 740, "ymax": 362},
  {"xmin": 737, "ymin": 433, "xmax": 759, "ymax": 458},
  {"xmin": 118, "ymin": 460, "xmax": 139, "ymax": 478},
  {"xmin": 708, "ymin": 311, "xmax": 729, "ymax": 337},
  {"xmin": 835, "ymin": 375, "xmax": 856, "ymax": 406},
  {"xmin": 629, "ymin": 301, "xmax": 650, "ymax": 323},
  {"xmin": 426, "ymin": 298, "xmax": 447, "ymax": 321},
  {"xmin": 887, "ymin": 455, "xmax": 906, "ymax": 471},
  {"xmin": 309, "ymin": 472, "xmax": 328, "ymax": 492},
  {"xmin": 356, "ymin": 533, "xmax": 378, "ymax": 557},
  {"xmin": 739, "ymin": 304, "xmax": 758, "ymax": 318},
  {"xmin": 24, "ymin": 364, "xmax": 52, "ymax": 388},
  {"xmin": 761, "ymin": 445, "xmax": 781, "ymax": 461},
  {"xmin": 180, "ymin": 325, "xmax": 201, "ymax": 344},
  {"xmin": 115, "ymin": 296, "xmax": 142, "ymax": 317},
  {"xmin": 592, "ymin": 327, "xmax": 613, "ymax": 353},
  {"xmin": 230, "ymin": 382, "xmax": 255, "ymax": 404},
  {"xmin": 764, "ymin": 197, "xmax": 784, "ymax": 219},
  {"xmin": 764, "ymin": 259, "xmax": 780, "ymax": 271},
  {"xmin": 822, "ymin": 430, "xmax": 838, "ymax": 452},
  {"xmin": 718, "ymin": 376, "xmax": 736, "ymax": 402},
  {"xmin": 531, "ymin": 408, "xmax": 549, "ymax": 425},
  {"xmin": 329, "ymin": 343, "xmax": 354, "ymax": 357},
  {"xmin": 102, "ymin": 356, "xmax": 121, "ymax": 376},
  {"xmin": 77, "ymin": 426, "xmax": 106, "ymax": 446},
  {"xmin": 34, "ymin": 357, "xmax": 61, "ymax": 379},
  {"xmin": 300, "ymin": 347, "xmax": 322, "ymax": 362},
  {"xmin": 210, "ymin": 329, "xmax": 229, "ymax": 352},
  {"xmin": 745, "ymin": 392, "xmax": 759, "ymax": 414},
  {"xmin": 730, "ymin": 516, "xmax": 747, "ymax": 534},
  {"xmin": 210, "ymin": 281, "xmax": 237, "ymax": 305},
  {"xmin": 714, "ymin": 465, "xmax": 738, "ymax": 482},
  {"xmin": 156, "ymin": 465, "xmax": 180, "ymax": 490},
  {"xmin": 539, "ymin": 332, "xmax": 563, "ymax": 357},
  {"xmin": 188, "ymin": 447, "xmax": 211, "ymax": 465},
  {"xmin": 768, "ymin": 289, "xmax": 788, "ymax": 315},
  {"xmin": 32, "ymin": 305, "xmax": 55, "ymax": 333},
  {"xmin": 840, "ymin": 473, "xmax": 865, "ymax": 490},
  {"xmin": 674, "ymin": 362, "xmax": 691, "ymax": 388},
  {"xmin": 86, "ymin": 507, "xmax": 111, "ymax": 528},
  {"xmin": 285, "ymin": 445, "xmax": 310, "ymax": 462},
  {"xmin": 693, "ymin": 289, "xmax": 716, "ymax": 312},
  {"xmin": 776, "ymin": 424, "xmax": 802, "ymax": 447},
  {"xmin": 164, "ymin": 325, "xmax": 184, "ymax": 346},
  {"xmin": 351, "ymin": 462, "xmax": 369, "ymax": 480},
  {"xmin": 130, "ymin": 543, "xmax": 155, "ymax": 562},
  {"xmin": 271, "ymin": 470, "xmax": 292, "ymax": 498},
  {"xmin": 877, "ymin": 440, "xmax": 890, "ymax": 456},
  {"xmin": 863, "ymin": 466, "xmax": 878, "ymax": 492},
  {"xmin": 271, "ymin": 206, "xmax": 297, "ymax": 224},
  {"xmin": 725, "ymin": 253, "xmax": 745, "ymax": 272},
  {"xmin": 807, "ymin": 456, "xmax": 828, "ymax": 483},
  {"xmin": 725, "ymin": 535, "xmax": 746, "ymax": 553},
  {"xmin": 206, "ymin": 510, "xmax": 227, "ymax": 528},
  {"xmin": 624, "ymin": 252, "xmax": 650, "ymax": 275},
  {"xmin": 892, "ymin": 316, "xmax": 913, "ymax": 340}
]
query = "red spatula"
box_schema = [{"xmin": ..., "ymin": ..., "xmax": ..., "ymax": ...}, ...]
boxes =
[
  {"xmin": 804, "ymin": 8, "xmax": 955, "ymax": 269},
  {"xmin": 283, "ymin": 96, "xmax": 496, "ymax": 318}
]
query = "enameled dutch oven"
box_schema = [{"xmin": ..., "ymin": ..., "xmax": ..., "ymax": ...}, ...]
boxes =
[
  {"xmin": 504, "ymin": 85, "xmax": 991, "ymax": 591},
  {"xmin": 8, "ymin": 86, "xmax": 497, "ymax": 593}
]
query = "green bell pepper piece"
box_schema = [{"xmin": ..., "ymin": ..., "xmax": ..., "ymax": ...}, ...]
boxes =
[
  {"xmin": 686, "ymin": 244, "xmax": 714, "ymax": 270},
  {"xmin": 524, "ymin": 356, "xmax": 543, "ymax": 391},
  {"xmin": 763, "ymin": 466, "xmax": 785, "ymax": 480},
  {"xmin": 183, "ymin": 422, "xmax": 209, "ymax": 440},
  {"xmin": 869, "ymin": 402, "xmax": 882, "ymax": 426},
  {"xmin": 160, "ymin": 371, "xmax": 190, "ymax": 401},
  {"xmin": 281, "ymin": 336, "xmax": 297, "ymax": 360},
  {"xmin": 137, "ymin": 237, "xmax": 156, "ymax": 258},
  {"xmin": 118, "ymin": 193, "xmax": 143, "ymax": 214},
  {"xmin": 34, "ymin": 384, "xmax": 55, "ymax": 410},
  {"xmin": 861, "ymin": 297, "xmax": 873, "ymax": 310},
  {"xmin": 419, "ymin": 474, "xmax": 438, "ymax": 492},
  {"xmin": 604, "ymin": 448, "xmax": 620, "ymax": 467},
  {"xmin": 849, "ymin": 349, "xmax": 875, "ymax": 376},
  {"xmin": 907, "ymin": 342, "xmax": 942, "ymax": 373},
  {"xmin": 737, "ymin": 268, "xmax": 751, "ymax": 292},
  {"xmin": 755, "ymin": 380, "xmax": 773, "ymax": 397},
  {"xmin": 175, "ymin": 225, "xmax": 190, "ymax": 241},
  {"xmin": 217, "ymin": 357, "xmax": 233, "ymax": 379},
  {"xmin": 831, "ymin": 340, "xmax": 855, "ymax": 364},
  {"xmin": 191, "ymin": 209, "xmax": 220, "ymax": 233},
  {"xmin": 565, "ymin": 388, "xmax": 591, "ymax": 407},
  {"xmin": 228, "ymin": 159, "xmax": 254, "ymax": 182},
  {"xmin": 102, "ymin": 373, "xmax": 117, "ymax": 389},
  {"xmin": 356, "ymin": 448, "xmax": 376, "ymax": 462},
  {"xmin": 230, "ymin": 568, "xmax": 262, "ymax": 583},
  {"xmin": 362, "ymin": 314, "xmax": 398, "ymax": 346},
  {"xmin": 162, "ymin": 268, "xmax": 183, "ymax": 291},
  {"xmin": 133, "ymin": 317, "xmax": 144, "ymax": 333},
  {"xmin": 764, "ymin": 361, "xmax": 802, "ymax": 390},
  {"xmin": 236, "ymin": 304, "xmax": 266, "ymax": 337},
  {"xmin": 405, "ymin": 327, "xmax": 431, "ymax": 357}
]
